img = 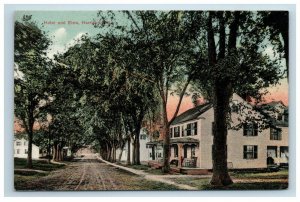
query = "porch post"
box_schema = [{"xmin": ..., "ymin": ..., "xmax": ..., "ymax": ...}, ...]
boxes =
[{"xmin": 178, "ymin": 143, "xmax": 183, "ymax": 168}]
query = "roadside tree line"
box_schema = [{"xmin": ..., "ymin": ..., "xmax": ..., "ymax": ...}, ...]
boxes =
[{"xmin": 14, "ymin": 11, "xmax": 287, "ymax": 187}]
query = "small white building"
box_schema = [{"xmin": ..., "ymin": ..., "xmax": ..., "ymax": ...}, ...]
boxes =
[
  {"xmin": 116, "ymin": 129, "xmax": 150, "ymax": 163},
  {"xmin": 14, "ymin": 138, "xmax": 40, "ymax": 159},
  {"xmin": 147, "ymin": 94, "xmax": 288, "ymax": 169}
]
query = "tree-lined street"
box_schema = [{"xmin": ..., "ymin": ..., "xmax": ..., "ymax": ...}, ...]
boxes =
[{"xmin": 14, "ymin": 10, "xmax": 288, "ymax": 189}]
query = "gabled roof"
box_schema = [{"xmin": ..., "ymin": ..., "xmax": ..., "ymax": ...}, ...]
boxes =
[{"xmin": 171, "ymin": 103, "xmax": 212, "ymax": 125}]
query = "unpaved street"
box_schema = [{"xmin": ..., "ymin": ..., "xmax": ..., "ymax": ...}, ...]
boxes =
[{"xmin": 15, "ymin": 154, "xmax": 178, "ymax": 191}]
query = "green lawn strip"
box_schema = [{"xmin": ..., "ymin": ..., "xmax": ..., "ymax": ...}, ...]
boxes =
[
  {"xmin": 14, "ymin": 158, "xmax": 65, "ymax": 171},
  {"xmin": 230, "ymin": 169, "xmax": 289, "ymax": 180},
  {"xmin": 202, "ymin": 182, "xmax": 288, "ymax": 190},
  {"xmin": 131, "ymin": 178, "xmax": 181, "ymax": 190},
  {"xmin": 170, "ymin": 170, "xmax": 288, "ymax": 190},
  {"xmin": 14, "ymin": 173, "xmax": 48, "ymax": 190},
  {"xmin": 122, "ymin": 164, "xmax": 150, "ymax": 170},
  {"xmin": 172, "ymin": 177, "xmax": 211, "ymax": 189}
]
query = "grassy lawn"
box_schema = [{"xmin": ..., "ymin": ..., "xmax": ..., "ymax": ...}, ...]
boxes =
[
  {"xmin": 120, "ymin": 163, "xmax": 169, "ymax": 175},
  {"xmin": 123, "ymin": 164, "xmax": 150, "ymax": 170},
  {"xmin": 14, "ymin": 158, "xmax": 65, "ymax": 171},
  {"xmin": 14, "ymin": 173, "xmax": 48, "ymax": 190},
  {"xmin": 171, "ymin": 169, "xmax": 288, "ymax": 190},
  {"xmin": 14, "ymin": 158, "xmax": 66, "ymax": 190},
  {"xmin": 230, "ymin": 169, "xmax": 288, "ymax": 179}
]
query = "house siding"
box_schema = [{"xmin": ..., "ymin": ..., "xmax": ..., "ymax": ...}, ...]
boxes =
[
  {"xmin": 168, "ymin": 94, "xmax": 288, "ymax": 169},
  {"xmin": 14, "ymin": 138, "xmax": 40, "ymax": 159}
]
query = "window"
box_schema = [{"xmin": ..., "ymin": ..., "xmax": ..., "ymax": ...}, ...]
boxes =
[
  {"xmin": 267, "ymin": 146, "xmax": 277, "ymax": 158},
  {"xmin": 243, "ymin": 145, "xmax": 258, "ymax": 159},
  {"xmin": 243, "ymin": 123, "xmax": 258, "ymax": 136},
  {"xmin": 192, "ymin": 122, "xmax": 197, "ymax": 135},
  {"xmin": 174, "ymin": 126, "xmax": 180, "ymax": 137},
  {"xmin": 16, "ymin": 149, "xmax": 20, "ymax": 154},
  {"xmin": 24, "ymin": 141, "xmax": 27, "ymax": 146},
  {"xmin": 16, "ymin": 141, "xmax": 21, "ymax": 146},
  {"xmin": 186, "ymin": 123, "xmax": 192, "ymax": 136},
  {"xmin": 140, "ymin": 134, "xmax": 147, "ymax": 140},
  {"xmin": 270, "ymin": 128, "xmax": 282, "ymax": 140},
  {"xmin": 25, "ymin": 149, "xmax": 28, "ymax": 154},
  {"xmin": 181, "ymin": 126, "xmax": 185, "ymax": 136},
  {"xmin": 231, "ymin": 100, "xmax": 239, "ymax": 113},
  {"xmin": 280, "ymin": 146, "xmax": 288, "ymax": 158}
]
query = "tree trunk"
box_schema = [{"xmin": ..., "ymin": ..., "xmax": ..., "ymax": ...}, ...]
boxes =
[
  {"xmin": 52, "ymin": 143, "xmax": 57, "ymax": 161},
  {"xmin": 162, "ymin": 125, "xmax": 170, "ymax": 173},
  {"xmin": 127, "ymin": 138, "xmax": 131, "ymax": 165},
  {"xmin": 134, "ymin": 125, "xmax": 141, "ymax": 165},
  {"xmin": 118, "ymin": 142, "xmax": 125, "ymax": 162},
  {"xmin": 210, "ymin": 81, "xmax": 233, "ymax": 186},
  {"xmin": 26, "ymin": 131, "xmax": 33, "ymax": 168},
  {"xmin": 132, "ymin": 137, "xmax": 136, "ymax": 164}
]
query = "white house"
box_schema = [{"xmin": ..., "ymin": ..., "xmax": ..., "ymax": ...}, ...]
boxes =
[
  {"xmin": 14, "ymin": 138, "xmax": 41, "ymax": 159},
  {"xmin": 147, "ymin": 94, "xmax": 288, "ymax": 169},
  {"xmin": 116, "ymin": 129, "xmax": 150, "ymax": 163}
]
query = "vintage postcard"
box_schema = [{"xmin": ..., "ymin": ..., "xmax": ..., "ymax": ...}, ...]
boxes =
[{"xmin": 14, "ymin": 10, "xmax": 289, "ymax": 191}]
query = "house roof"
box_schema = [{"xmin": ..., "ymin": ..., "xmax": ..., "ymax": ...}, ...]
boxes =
[{"xmin": 171, "ymin": 103, "xmax": 212, "ymax": 125}]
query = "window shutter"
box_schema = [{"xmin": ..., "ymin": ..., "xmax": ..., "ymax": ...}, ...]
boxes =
[
  {"xmin": 243, "ymin": 145, "xmax": 247, "ymax": 159},
  {"xmin": 254, "ymin": 146, "xmax": 258, "ymax": 158},
  {"xmin": 254, "ymin": 123, "xmax": 258, "ymax": 136},
  {"xmin": 243, "ymin": 123, "xmax": 247, "ymax": 136}
]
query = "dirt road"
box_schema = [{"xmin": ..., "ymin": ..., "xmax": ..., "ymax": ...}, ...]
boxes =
[{"xmin": 15, "ymin": 154, "xmax": 179, "ymax": 191}]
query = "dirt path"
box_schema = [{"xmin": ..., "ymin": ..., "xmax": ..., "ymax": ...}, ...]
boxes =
[{"xmin": 15, "ymin": 154, "xmax": 183, "ymax": 191}]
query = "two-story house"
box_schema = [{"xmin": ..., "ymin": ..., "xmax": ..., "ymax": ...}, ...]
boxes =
[
  {"xmin": 14, "ymin": 138, "xmax": 41, "ymax": 159},
  {"xmin": 147, "ymin": 94, "xmax": 288, "ymax": 170}
]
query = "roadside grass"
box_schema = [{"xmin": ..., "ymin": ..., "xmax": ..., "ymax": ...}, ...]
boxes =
[
  {"xmin": 202, "ymin": 182, "xmax": 288, "ymax": 190},
  {"xmin": 229, "ymin": 169, "xmax": 288, "ymax": 179},
  {"xmin": 124, "ymin": 164, "xmax": 150, "ymax": 170},
  {"xmin": 131, "ymin": 178, "xmax": 181, "ymax": 190},
  {"xmin": 14, "ymin": 157, "xmax": 66, "ymax": 190},
  {"xmin": 14, "ymin": 158, "xmax": 65, "ymax": 171},
  {"xmin": 171, "ymin": 169, "xmax": 288, "ymax": 190},
  {"xmin": 14, "ymin": 173, "xmax": 48, "ymax": 190}
]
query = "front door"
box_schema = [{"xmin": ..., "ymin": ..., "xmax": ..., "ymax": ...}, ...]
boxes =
[
  {"xmin": 152, "ymin": 146, "xmax": 155, "ymax": 160},
  {"xmin": 184, "ymin": 145, "xmax": 188, "ymax": 158}
]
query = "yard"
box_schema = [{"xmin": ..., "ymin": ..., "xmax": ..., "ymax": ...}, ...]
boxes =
[
  {"xmin": 170, "ymin": 169, "xmax": 288, "ymax": 190},
  {"xmin": 14, "ymin": 158, "xmax": 66, "ymax": 190}
]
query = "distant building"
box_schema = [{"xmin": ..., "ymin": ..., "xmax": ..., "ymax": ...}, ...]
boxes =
[
  {"xmin": 14, "ymin": 138, "xmax": 41, "ymax": 159},
  {"xmin": 116, "ymin": 129, "xmax": 150, "ymax": 163},
  {"xmin": 146, "ymin": 94, "xmax": 288, "ymax": 169}
]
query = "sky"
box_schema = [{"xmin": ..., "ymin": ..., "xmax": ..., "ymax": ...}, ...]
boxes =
[{"xmin": 15, "ymin": 11, "xmax": 289, "ymax": 120}]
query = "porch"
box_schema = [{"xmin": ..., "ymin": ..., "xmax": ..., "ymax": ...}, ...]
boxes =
[
  {"xmin": 170, "ymin": 137, "xmax": 200, "ymax": 168},
  {"xmin": 148, "ymin": 160, "xmax": 211, "ymax": 175}
]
